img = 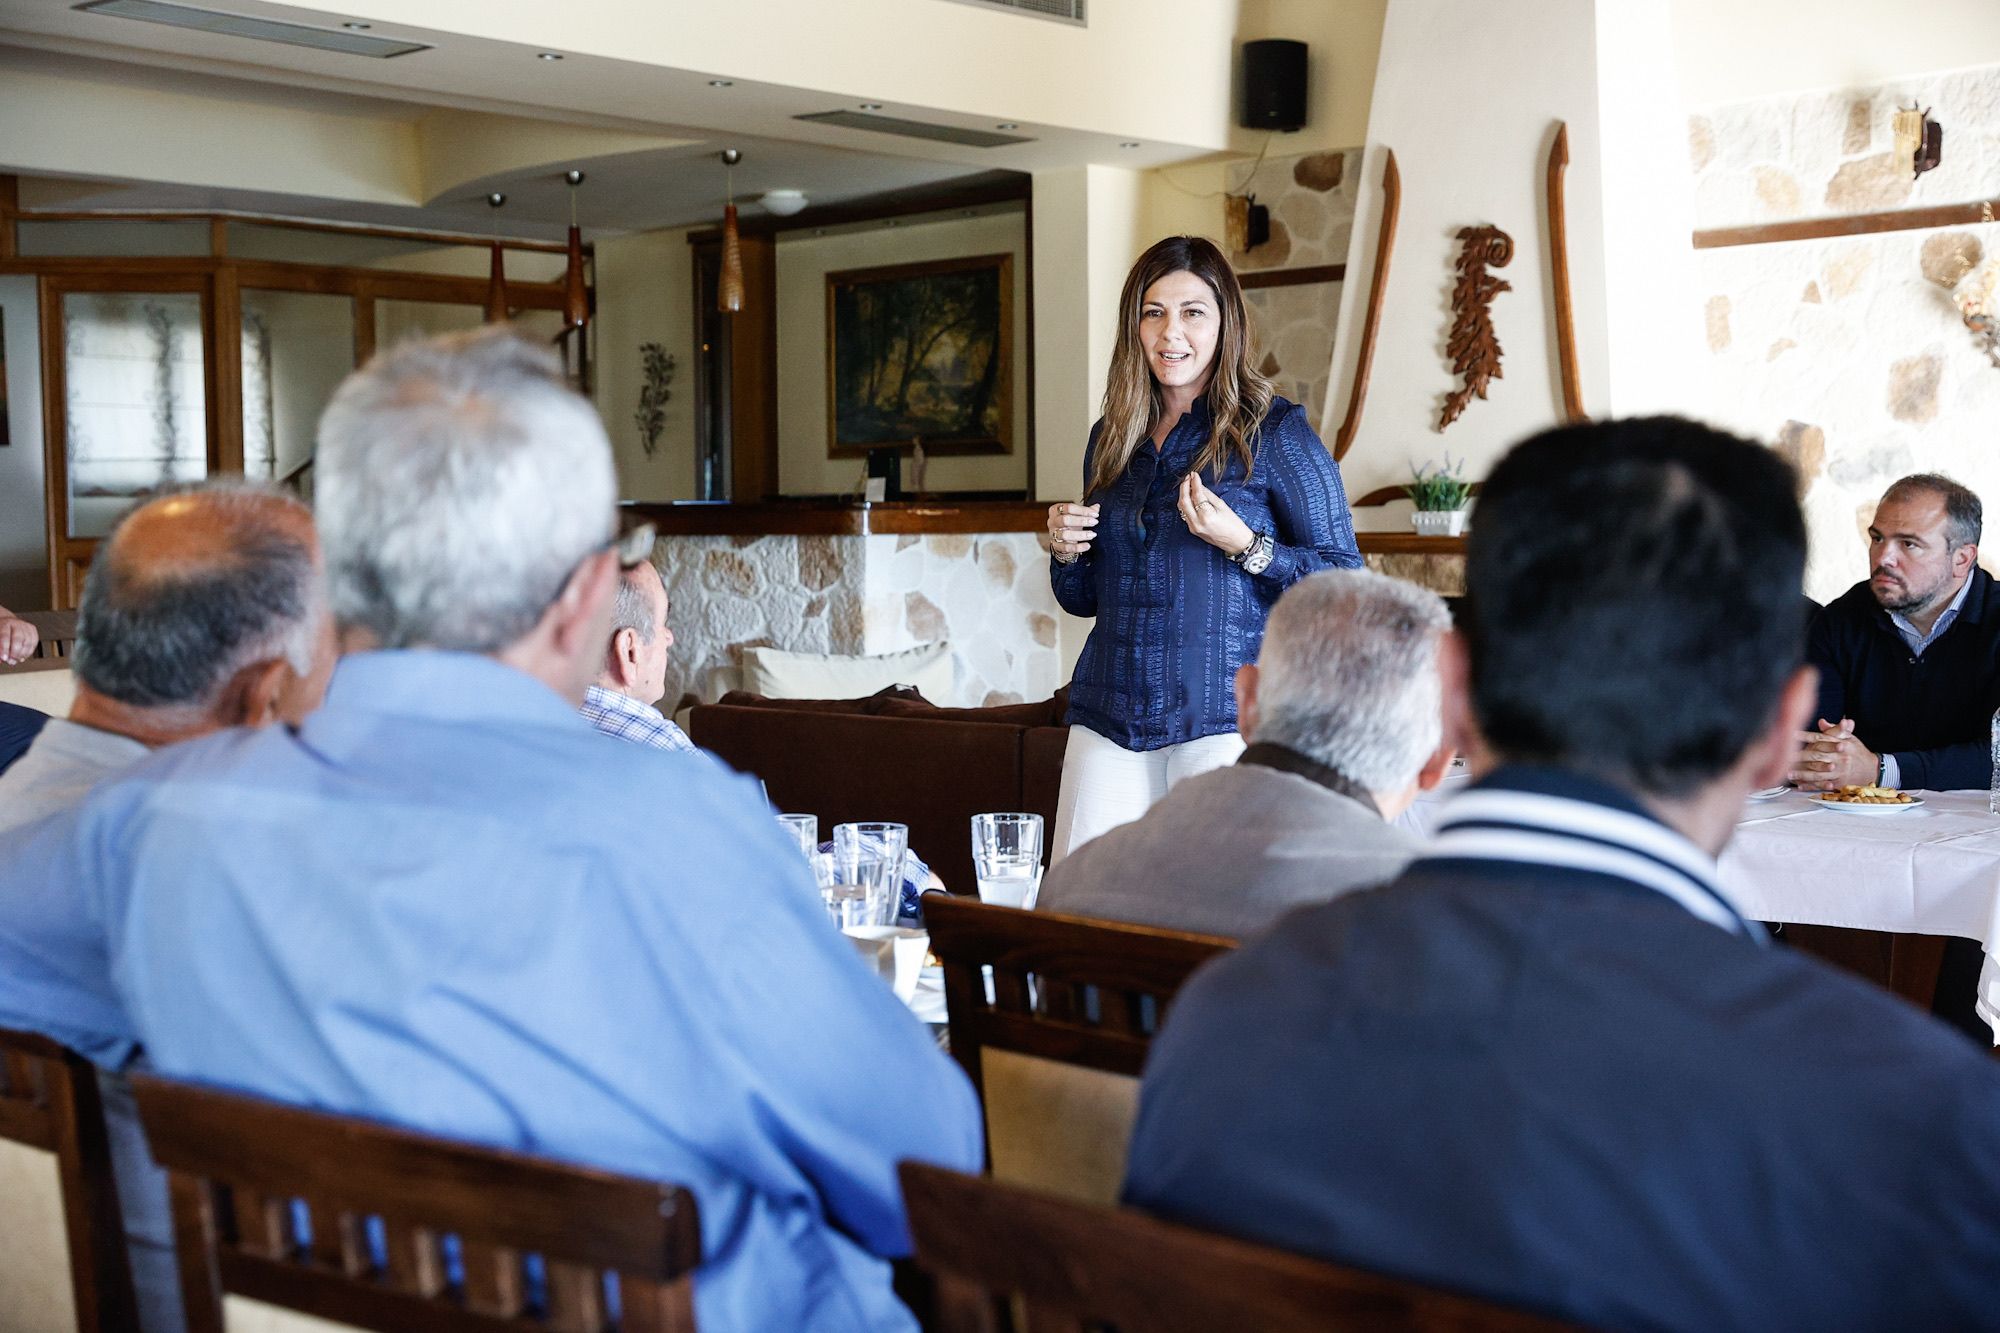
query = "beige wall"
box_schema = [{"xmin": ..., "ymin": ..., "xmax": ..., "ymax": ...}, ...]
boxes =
[
  {"xmin": 0, "ymin": 48, "xmax": 420, "ymax": 205},
  {"xmin": 774, "ymin": 211, "xmax": 1030, "ymax": 497},
  {"xmin": 594, "ymin": 227, "xmax": 698, "ymax": 502}
]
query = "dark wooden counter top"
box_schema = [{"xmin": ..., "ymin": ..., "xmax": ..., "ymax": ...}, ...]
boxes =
[
  {"xmin": 624, "ymin": 499, "xmax": 1048, "ymax": 538},
  {"xmin": 1355, "ymin": 533, "xmax": 1466, "ymax": 556},
  {"xmin": 624, "ymin": 501, "xmax": 1466, "ymax": 554}
]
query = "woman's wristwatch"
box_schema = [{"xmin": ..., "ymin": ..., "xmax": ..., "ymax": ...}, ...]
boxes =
[{"xmin": 1230, "ymin": 529, "xmax": 1275, "ymax": 576}]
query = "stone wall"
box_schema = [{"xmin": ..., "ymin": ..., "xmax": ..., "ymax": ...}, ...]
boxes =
[
  {"xmin": 654, "ymin": 530, "xmax": 1063, "ymax": 709},
  {"xmin": 1229, "ymin": 148, "xmax": 1361, "ymax": 424},
  {"xmin": 1691, "ymin": 64, "xmax": 2000, "ymax": 601}
]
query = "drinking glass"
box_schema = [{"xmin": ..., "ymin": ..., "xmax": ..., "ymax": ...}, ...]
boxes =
[
  {"xmin": 828, "ymin": 822, "xmax": 908, "ymax": 929},
  {"xmin": 777, "ymin": 813, "xmax": 818, "ymax": 859},
  {"xmin": 971, "ymin": 812, "xmax": 1043, "ymax": 909}
]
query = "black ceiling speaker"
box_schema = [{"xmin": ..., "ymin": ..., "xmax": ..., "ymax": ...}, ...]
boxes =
[{"xmin": 1241, "ymin": 39, "xmax": 1308, "ymax": 132}]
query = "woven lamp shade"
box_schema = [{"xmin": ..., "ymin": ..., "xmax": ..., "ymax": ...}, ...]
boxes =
[{"xmin": 718, "ymin": 204, "xmax": 745, "ymax": 313}]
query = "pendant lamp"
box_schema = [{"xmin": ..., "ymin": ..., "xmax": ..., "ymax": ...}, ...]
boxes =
[
  {"xmin": 563, "ymin": 169, "xmax": 589, "ymax": 329},
  {"xmin": 484, "ymin": 192, "xmax": 509, "ymax": 323},
  {"xmin": 718, "ymin": 148, "xmax": 744, "ymax": 314}
]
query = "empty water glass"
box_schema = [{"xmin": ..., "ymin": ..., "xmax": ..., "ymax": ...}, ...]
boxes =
[
  {"xmin": 971, "ymin": 812, "xmax": 1043, "ymax": 909},
  {"xmin": 827, "ymin": 822, "xmax": 908, "ymax": 929},
  {"xmin": 777, "ymin": 813, "xmax": 818, "ymax": 858}
]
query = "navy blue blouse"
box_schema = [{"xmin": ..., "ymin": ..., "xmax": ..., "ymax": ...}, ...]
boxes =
[{"xmin": 1052, "ymin": 396, "xmax": 1361, "ymax": 752}]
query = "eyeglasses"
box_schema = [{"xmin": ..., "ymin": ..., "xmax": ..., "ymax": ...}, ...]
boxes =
[{"xmin": 610, "ymin": 522, "xmax": 657, "ymax": 570}]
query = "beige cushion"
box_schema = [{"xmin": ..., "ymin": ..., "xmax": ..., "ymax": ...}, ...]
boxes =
[
  {"xmin": 982, "ymin": 1048, "xmax": 1140, "ymax": 1206},
  {"xmin": 740, "ymin": 642, "xmax": 953, "ymax": 703},
  {"xmin": 0, "ymin": 1138, "xmax": 79, "ymax": 1333},
  {"xmin": 0, "ymin": 667, "xmax": 74, "ymax": 717}
]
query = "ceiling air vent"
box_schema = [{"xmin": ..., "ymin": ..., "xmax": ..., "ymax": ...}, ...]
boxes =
[
  {"xmin": 74, "ymin": 0, "xmax": 431, "ymax": 57},
  {"xmin": 935, "ymin": 0, "xmax": 1085, "ymax": 25},
  {"xmin": 796, "ymin": 110, "xmax": 1033, "ymax": 149}
]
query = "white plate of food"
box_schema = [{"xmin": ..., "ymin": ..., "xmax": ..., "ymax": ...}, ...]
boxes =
[{"xmin": 1811, "ymin": 785, "xmax": 1923, "ymax": 814}]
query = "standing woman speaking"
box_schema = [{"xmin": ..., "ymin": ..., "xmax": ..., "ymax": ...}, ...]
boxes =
[{"xmin": 1047, "ymin": 235, "xmax": 1362, "ymax": 861}]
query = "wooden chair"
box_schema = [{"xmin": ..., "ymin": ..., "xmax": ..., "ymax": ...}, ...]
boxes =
[
  {"xmin": 0, "ymin": 1027, "xmax": 140, "ymax": 1333},
  {"xmin": 920, "ymin": 896, "xmax": 1233, "ymax": 1204},
  {"xmin": 130, "ymin": 1074, "xmax": 703, "ymax": 1332},
  {"xmin": 899, "ymin": 1162, "xmax": 1580, "ymax": 1333},
  {"xmin": 20, "ymin": 610, "xmax": 80, "ymax": 662}
]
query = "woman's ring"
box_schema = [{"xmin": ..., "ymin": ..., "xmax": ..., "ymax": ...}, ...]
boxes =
[{"xmin": 1196, "ymin": 499, "xmax": 1214, "ymax": 511}]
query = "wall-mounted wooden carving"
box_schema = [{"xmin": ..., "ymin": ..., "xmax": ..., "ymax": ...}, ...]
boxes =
[
  {"xmin": 1331, "ymin": 149, "xmax": 1400, "ymax": 462},
  {"xmin": 1546, "ymin": 122, "xmax": 1586, "ymax": 423},
  {"xmin": 1438, "ymin": 225, "xmax": 1513, "ymax": 431}
]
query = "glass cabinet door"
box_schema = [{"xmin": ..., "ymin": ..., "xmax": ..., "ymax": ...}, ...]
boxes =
[{"xmin": 63, "ymin": 289, "xmax": 208, "ymax": 539}]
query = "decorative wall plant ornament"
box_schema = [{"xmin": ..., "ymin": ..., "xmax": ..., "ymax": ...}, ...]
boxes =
[
  {"xmin": 1438, "ymin": 224, "xmax": 1514, "ymax": 432},
  {"xmin": 1951, "ymin": 257, "xmax": 2000, "ymax": 369},
  {"xmin": 634, "ymin": 342, "xmax": 677, "ymax": 457}
]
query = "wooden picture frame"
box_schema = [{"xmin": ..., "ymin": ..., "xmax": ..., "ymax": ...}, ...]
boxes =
[{"xmin": 825, "ymin": 252, "xmax": 1012, "ymax": 457}]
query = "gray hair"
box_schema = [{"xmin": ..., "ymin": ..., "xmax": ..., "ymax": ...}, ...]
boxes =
[
  {"xmin": 609, "ymin": 563, "xmax": 658, "ymax": 645},
  {"xmin": 314, "ymin": 328, "xmax": 617, "ymax": 651},
  {"xmin": 1883, "ymin": 472, "xmax": 1983, "ymax": 550},
  {"xmin": 73, "ymin": 482, "xmax": 319, "ymax": 715},
  {"xmin": 1253, "ymin": 569, "xmax": 1450, "ymax": 791}
]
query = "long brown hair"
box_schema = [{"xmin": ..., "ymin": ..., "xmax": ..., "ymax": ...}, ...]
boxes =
[{"xmin": 1086, "ymin": 235, "xmax": 1273, "ymax": 499}]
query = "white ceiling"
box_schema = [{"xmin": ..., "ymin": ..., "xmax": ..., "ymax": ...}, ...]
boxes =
[{"xmin": 0, "ymin": 0, "xmax": 1177, "ymax": 237}]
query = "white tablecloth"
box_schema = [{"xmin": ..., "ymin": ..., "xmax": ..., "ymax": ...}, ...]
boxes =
[{"xmin": 1404, "ymin": 779, "xmax": 2000, "ymax": 1040}]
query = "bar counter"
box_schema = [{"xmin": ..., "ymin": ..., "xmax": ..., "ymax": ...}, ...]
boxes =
[{"xmin": 622, "ymin": 498, "xmax": 1467, "ymax": 556}]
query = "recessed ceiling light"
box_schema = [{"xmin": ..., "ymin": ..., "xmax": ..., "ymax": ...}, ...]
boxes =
[
  {"xmin": 859, "ymin": 102, "xmax": 883, "ymax": 111},
  {"xmin": 342, "ymin": 20, "xmax": 370, "ymax": 29},
  {"xmin": 709, "ymin": 79, "xmax": 733, "ymax": 87},
  {"xmin": 1119, "ymin": 141, "xmax": 1141, "ymax": 149},
  {"xmin": 996, "ymin": 122, "xmax": 1018, "ymax": 130},
  {"xmin": 538, "ymin": 51, "xmax": 562, "ymax": 61}
]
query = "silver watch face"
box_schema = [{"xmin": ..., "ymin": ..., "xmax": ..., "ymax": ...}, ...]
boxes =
[{"xmin": 1241, "ymin": 543, "xmax": 1273, "ymax": 576}]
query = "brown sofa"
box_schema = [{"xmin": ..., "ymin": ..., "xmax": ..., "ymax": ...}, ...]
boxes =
[{"xmin": 687, "ymin": 688, "xmax": 1069, "ymax": 895}]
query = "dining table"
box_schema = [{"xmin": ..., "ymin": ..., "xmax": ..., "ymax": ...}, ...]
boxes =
[{"xmin": 1404, "ymin": 774, "xmax": 2000, "ymax": 1042}]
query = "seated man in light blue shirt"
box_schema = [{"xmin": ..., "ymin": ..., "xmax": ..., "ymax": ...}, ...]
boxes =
[
  {"xmin": 0, "ymin": 481, "xmax": 333, "ymax": 1333},
  {"xmin": 0, "ymin": 329, "xmax": 983, "ymax": 1332}
]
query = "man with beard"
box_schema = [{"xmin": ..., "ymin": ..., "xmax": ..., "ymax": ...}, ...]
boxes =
[
  {"xmin": 1797, "ymin": 473, "xmax": 1998, "ymax": 794},
  {"xmin": 1800, "ymin": 473, "xmax": 2000, "ymax": 1044}
]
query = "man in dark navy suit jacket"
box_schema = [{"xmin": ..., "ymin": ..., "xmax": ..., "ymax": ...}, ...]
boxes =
[
  {"xmin": 1797, "ymin": 473, "xmax": 1998, "ymax": 793},
  {"xmin": 0, "ymin": 701, "xmax": 47, "ymax": 775},
  {"xmin": 1123, "ymin": 418, "xmax": 2000, "ymax": 1331}
]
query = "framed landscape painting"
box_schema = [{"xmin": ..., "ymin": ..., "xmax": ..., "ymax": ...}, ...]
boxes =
[{"xmin": 826, "ymin": 253, "xmax": 1012, "ymax": 456}]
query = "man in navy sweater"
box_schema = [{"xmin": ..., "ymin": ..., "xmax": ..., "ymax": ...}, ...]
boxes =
[
  {"xmin": 1798, "ymin": 473, "xmax": 2000, "ymax": 1041},
  {"xmin": 1796, "ymin": 473, "xmax": 1998, "ymax": 793},
  {"xmin": 1123, "ymin": 420, "xmax": 2000, "ymax": 1331}
]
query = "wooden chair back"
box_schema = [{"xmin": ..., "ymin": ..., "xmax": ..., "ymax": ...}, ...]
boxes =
[
  {"xmin": 899, "ymin": 1162, "xmax": 1581, "ymax": 1333},
  {"xmin": 19, "ymin": 610, "xmax": 79, "ymax": 663},
  {"xmin": 130, "ymin": 1074, "xmax": 703, "ymax": 1333},
  {"xmin": 0, "ymin": 1027, "xmax": 139, "ymax": 1333},
  {"xmin": 919, "ymin": 897, "xmax": 1233, "ymax": 1202}
]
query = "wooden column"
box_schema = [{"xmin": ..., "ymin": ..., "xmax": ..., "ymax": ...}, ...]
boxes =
[{"xmin": 729, "ymin": 233, "xmax": 780, "ymax": 502}]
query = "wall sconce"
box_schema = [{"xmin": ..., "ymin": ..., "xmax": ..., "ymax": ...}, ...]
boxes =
[{"xmin": 1894, "ymin": 104, "xmax": 1944, "ymax": 180}]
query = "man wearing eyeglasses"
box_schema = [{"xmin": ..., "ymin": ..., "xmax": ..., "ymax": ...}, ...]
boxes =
[
  {"xmin": 0, "ymin": 329, "xmax": 981, "ymax": 1333},
  {"xmin": 578, "ymin": 526, "xmax": 702, "ymax": 756}
]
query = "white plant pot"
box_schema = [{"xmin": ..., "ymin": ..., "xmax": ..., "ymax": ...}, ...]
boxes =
[{"xmin": 1411, "ymin": 508, "xmax": 1469, "ymax": 537}]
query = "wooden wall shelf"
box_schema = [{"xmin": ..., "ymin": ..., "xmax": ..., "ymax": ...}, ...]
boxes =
[{"xmin": 1355, "ymin": 532, "xmax": 1467, "ymax": 556}]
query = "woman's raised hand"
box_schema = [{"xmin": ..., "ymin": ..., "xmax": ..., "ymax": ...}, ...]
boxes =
[
  {"xmin": 1048, "ymin": 501, "xmax": 1099, "ymax": 562},
  {"xmin": 1177, "ymin": 472, "xmax": 1255, "ymax": 555}
]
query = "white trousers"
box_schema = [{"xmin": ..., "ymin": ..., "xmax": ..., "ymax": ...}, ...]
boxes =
[{"xmin": 1049, "ymin": 726, "xmax": 1246, "ymax": 865}]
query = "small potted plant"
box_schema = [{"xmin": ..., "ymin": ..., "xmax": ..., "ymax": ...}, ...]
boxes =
[{"xmin": 1404, "ymin": 455, "xmax": 1474, "ymax": 537}]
